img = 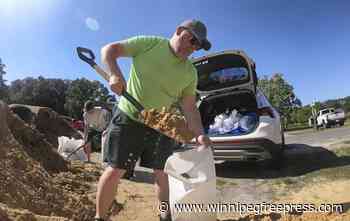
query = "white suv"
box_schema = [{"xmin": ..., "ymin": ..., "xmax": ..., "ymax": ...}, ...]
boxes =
[{"xmin": 187, "ymin": 50, "xmax": 285, "ymax": 168}]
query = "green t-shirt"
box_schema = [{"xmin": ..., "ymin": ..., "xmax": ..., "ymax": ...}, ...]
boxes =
[{"xmin": 118, "ymin": 35, "xmax": 198, "ymax": 121}]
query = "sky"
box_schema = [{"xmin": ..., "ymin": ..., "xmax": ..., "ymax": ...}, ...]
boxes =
[{"xmin": 1, "ymin": 0, "xmax": 349, "ymax": 105}]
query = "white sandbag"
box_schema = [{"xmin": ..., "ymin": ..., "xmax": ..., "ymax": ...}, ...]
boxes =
[
  {"xmin": 164, "ymin": 147, "xmax": 217, "ymax": 221},
  {"xmin": 57, "ymin": 136, "xmax": 87, "ymax": 161}
]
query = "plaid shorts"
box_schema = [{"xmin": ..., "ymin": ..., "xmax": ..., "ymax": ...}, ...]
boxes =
[{"xmin": 102, "ymin": 108, "xmax": 177, "ymax": 172}]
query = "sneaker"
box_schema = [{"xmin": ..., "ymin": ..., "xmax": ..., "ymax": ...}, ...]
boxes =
[{"xmin": 94, "ymin": 218, "xmax": 104, "ymax": 221}]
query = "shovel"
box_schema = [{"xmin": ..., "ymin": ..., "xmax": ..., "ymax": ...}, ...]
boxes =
[
  {"xmin": 76, "ymin": 47, "xmax": 195, "ymax": 143},
  {"xmin": 76, "ymin": 47, "xmax": 144, "ymax": 112}
]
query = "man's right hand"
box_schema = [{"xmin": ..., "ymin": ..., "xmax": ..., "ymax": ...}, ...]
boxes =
[{"xmin": 109, "ymin": 74, "xmax": 126, "ymax": 95}]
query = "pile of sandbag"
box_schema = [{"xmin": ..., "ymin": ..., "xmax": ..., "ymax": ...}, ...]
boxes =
[{"xmin": 208, "ymin": 109, "xmax": 258, "ymax": 135}]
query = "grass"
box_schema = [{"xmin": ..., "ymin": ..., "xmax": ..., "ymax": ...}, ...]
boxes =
[
  {"xmin": 334, "ymin": 144, "xmax": 350, "ymax": 156},
  {"xmin": 216, "ymin": 178, "xmax": 237, "ymax": 188},
  {"xmin": 216, "ymin": 179, "xmax": 227, "ymax": 187},
  {"xmin": 345, "ymin": 119, "xmax": 350, "ymax": 126},
  {"xmin": 293, "ymin": 144, "xmax": 350, "ymax": 184},
  {"xmin": 261, "ymin": 142, "xmax": 350, "ymax": 198},
  {"xmin": 285, "ymin": 124, "xmax": 310, "ymax": 132},
  {"xmin": 294, "ymin": 144, "xmax": 350, "ymax": 181}
]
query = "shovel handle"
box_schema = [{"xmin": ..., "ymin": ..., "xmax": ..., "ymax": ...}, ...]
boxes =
[
  {"xmin": 66, "ymin": 142, "xmax": 86, "ymax": 159},
  {"xmin": 76, "ymin": 46, "xmax": 144, "ymax": 112},
  {"xmin": 121, "ymin": 91, "xmax": 144, "ymax": 112}
]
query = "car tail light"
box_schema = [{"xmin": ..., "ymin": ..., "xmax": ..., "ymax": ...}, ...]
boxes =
[{"xmin": 258, "ymin": 107, "xmax": 275, "ymax": 118}]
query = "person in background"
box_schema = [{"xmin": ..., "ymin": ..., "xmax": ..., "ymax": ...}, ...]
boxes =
[{"xmin": 83, "ymin": 100, "xmax": 111, "ymax": 162}]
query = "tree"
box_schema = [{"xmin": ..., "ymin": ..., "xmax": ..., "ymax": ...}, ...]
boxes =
[
  {"xmin": 344, "ymin": 97, "xmax": 350, "ymax": 113},
  {"xmin": 8, "ymin": 76, "xmax": 114, "ymax": 118},
  {"xmin": 8, "ymin": 77, "xmax": 69, "ymax": 114},
  {"xmin": 31, "ymin": 77, "xmax": 70, "ymax": 114},
  {"xmin": 289, "ymin": 105, "xmax": 311, "ymax": 124},
  {"xmin": 65, "ymin": 78, "xmax": 110, "ymax": 119},
  {"xmin": 0, "ymin": 58, "xmax": 9, "ymax": 102},
  {"xmin": 258, "ymin": 73, "xmax": 302, "ymax": 129},
  {"xmin": 0, "ymin": 59, "xmax": 5, "ymax": 83}
]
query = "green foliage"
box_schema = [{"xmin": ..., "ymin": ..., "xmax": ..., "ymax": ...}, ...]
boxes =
[
  {"xmin": 290, "ymin": 106, "xmax": 312, "ymax": 124},
  {"xmin": 9, "ymin": 77, "xmax": 70, "ymax": 114},
  {"xmin": 0, "ymin": 59, "xmax": 5, "ymax": 82},
  {"xmin": 258, "ymin": 73, "xmax": 301, "ymax": 128},
  {"xmin": 64, "ymin": 78, "xmax": 110, "ymax": 119},
  {"xmin": 0, "ymin": 58, "xmax": 9, "ymax": 102},
  {"xmin": 7, "ymin": 76, "xmax": 113, "ymax": 119},
  {"xmin": 258, "ymin": 73, "xmax": 350, "ymax": 125},
  {"xmin": 321, "ymin": 96, "xmax": 350, "ymax": 113},
  {"xmin": 258, "ymin": 73, "xmax": 296, "ymax": 110},
  {"xmin": 344, "ymin": 97, "xmax": 350, "ymax": 113}
]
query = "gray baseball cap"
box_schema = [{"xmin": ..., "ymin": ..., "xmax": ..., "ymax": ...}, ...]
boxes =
[{"xmin": 179, "ymin": 19, "xmax": 211, "ymax": 51}]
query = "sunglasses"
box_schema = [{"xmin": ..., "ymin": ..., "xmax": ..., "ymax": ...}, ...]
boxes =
[
  {"xmin": 183, "ymin": 27, "xmax": 201, "ymax": 49},
  {"xmin": 190, "ymin": 37, "xmax": 201, "ymax": 49}
]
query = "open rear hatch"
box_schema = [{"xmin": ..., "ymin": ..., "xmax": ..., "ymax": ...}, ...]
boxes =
[{"xmin": 192, "ymin": 50, "xmax": 259, "ymax": 136}]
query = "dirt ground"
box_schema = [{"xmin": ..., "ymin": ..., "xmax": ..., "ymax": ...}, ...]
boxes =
[
  {"xmin": 89, "ymin": 168, "xmax": 350, "ymax": 221},
  {"xmin": 1, "ymin": 100, "xmax": 350, "ymax": 220}
]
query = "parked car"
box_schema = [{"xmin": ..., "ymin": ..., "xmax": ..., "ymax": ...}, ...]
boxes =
[
  {"xmin": 185, "ymin": 50, "xmax": 284, "ymax": 168},
  {"xmin": 316, "ymin": 108, "xmax": 346, "ymax": 128}
]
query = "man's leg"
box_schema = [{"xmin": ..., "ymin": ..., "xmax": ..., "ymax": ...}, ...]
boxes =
[
  {"xmin": 95, "ymin": 166, "xmax": 126, "ymax": 219},
  {"xmin": 83, "ymin": 142, "xmax": 92, "ymax": 162},
  {"xmin": 154, "ymin": 169, "xmax": 171, "ymax": 220}
]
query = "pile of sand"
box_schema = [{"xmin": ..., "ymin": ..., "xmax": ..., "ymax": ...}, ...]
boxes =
[
  {"xmin": 9, "ymin": 104, "xmax": 82, "ymax": 148},
  {"xmin": 0, "ymin": 101, "xmax": 99, "ymax": 220}
]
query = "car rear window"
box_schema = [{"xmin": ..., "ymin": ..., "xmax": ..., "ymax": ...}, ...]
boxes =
[{"xmin": 193, "ymin": 54, "xmax": 250, "ymax": 91}]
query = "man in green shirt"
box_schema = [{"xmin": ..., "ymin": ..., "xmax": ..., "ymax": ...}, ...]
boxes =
[{"xmin": 94, "ymin": 19, "xmax": 212, "ymax": 221}]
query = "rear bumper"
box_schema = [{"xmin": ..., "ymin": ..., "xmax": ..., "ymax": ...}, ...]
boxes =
[
  {"xmin": 187, "ymin": 138, "xmax": 281, "ymax": 161},
  {"xmin": 213, "ymin": 138, "xmax": 281, "ymax": 161}
]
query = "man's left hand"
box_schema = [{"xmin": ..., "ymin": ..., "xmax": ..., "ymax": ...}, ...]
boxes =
[{"xmin": 196, "ymin": 134, "xmax": 212, "ymax": 151}]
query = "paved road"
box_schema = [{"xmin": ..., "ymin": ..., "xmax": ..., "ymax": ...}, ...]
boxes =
[{"xmin": 285, "ymin": 125, "xmax": 350, "ymax": 148}]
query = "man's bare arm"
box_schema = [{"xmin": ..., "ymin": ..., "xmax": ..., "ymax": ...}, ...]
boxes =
[
  {"xmin": 180, "ymin": 95, "xmax": 204, "ymax": 136},
  {"xmin": 180, "ymin": 95, "xmax": 212, "ymax": 147},
  {"xmin": 100, "ymin": 41, "xmax": 128, "ymax": 95}
]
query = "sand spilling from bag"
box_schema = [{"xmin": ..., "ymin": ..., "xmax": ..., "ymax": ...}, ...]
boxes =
[{"xmin": 141, "ymin": 107, "xmax": 195, "ymax": 143}]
